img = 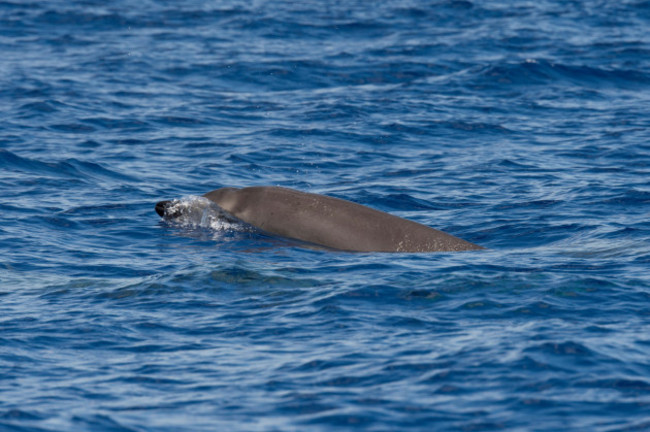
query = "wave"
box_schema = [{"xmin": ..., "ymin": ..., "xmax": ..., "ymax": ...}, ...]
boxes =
[
  {"xmin": 0, "ymin": 149, "xmax": 136, "ymax": 182},
  {"xmin": 474, "ymin": 59, "xmax": 650, "ymax": 90}
]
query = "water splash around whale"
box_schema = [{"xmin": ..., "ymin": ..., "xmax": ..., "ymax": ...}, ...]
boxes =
[{"xmin": 156, "ymin": 196, "xmax": 246, "ymax": 232}]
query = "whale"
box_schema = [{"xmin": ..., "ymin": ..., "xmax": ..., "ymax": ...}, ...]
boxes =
[{"xmin": 155, "ymin": 186, "xmax": 483, "ymax": 253}]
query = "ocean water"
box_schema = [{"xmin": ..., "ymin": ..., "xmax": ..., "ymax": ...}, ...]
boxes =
[{"xmin": 2, "ymin": 0, "xmax": 650, "ymax": 430}]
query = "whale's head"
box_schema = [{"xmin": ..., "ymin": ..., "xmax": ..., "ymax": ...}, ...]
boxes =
[{"xmin": 155, "ymin": 196, "xmax": 240, "ymax": 229}]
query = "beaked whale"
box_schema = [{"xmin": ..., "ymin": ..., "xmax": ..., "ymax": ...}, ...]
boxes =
[{"xmin": 155, "ymin": 186, "xmax": 483, "ymax": 253}]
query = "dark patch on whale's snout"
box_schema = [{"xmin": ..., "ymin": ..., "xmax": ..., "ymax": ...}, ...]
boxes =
[
  {"xmin": 155, "ymin": 201, "xmax": 168, "ymax": 217},
  {"xmin": 155, "ymin": 200, "xmax": 182, "ymax": 219}
]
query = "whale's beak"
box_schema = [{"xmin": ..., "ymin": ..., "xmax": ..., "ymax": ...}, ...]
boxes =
[{"xmin": 155, "ymin": 200, "xmax": 171, "ymax": 218}]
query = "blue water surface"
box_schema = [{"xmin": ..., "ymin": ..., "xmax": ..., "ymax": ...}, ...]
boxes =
[{"xmin": 2, "ymin": 0, "xmax": 650, "ymax": 430}]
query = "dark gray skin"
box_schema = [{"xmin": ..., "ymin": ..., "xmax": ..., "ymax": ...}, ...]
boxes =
[{"xmin": 157, "ymin": 186, "xmax": 483, "ymax": 253}]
